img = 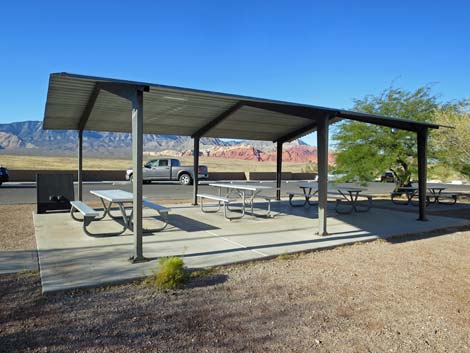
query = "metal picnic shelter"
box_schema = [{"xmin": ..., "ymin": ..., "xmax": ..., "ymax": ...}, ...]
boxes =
[{"xmin": 42, "ymin": 72, "xmax": 440, "ymax": 262}]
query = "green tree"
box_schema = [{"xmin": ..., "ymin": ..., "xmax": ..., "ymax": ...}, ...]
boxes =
[
  {"xmin": 333, "ymin": 86, "xmax": 439, "ymax": 189},
  {"xmin": 433, "ymin": 100, "xmax": 470, "ymax": 179}
]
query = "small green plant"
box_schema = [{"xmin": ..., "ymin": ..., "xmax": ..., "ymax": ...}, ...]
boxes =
[{"xmin": 151, "ymin": 257, "xmax": 187, "ymax": 290}]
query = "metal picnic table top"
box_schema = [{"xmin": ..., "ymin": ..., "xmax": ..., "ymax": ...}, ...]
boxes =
[
  {"xmin": 209, "ymin": 183, "xmax": 273, "ymax": 191},
  {"xmin": 297, "ymin": 183, "xmax": 365, "ymax": 193},
  {"xmin": 428, "ymin": 186, "xmax": 446, "ymax": 192},
  {"xmin": 336, "ymin": 186, "xmax": 366, "ymax": 192},
  {"xmin": 90, "ymin": 189, "xmax": 134, "ymax": 203},
  {"xmin": 297, "ymin": 182, "xmax": 318, "ymax": 189}
]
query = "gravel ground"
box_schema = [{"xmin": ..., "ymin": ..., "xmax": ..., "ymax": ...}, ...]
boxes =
[
  {"xmin": 1, "ymin": 206, "xmax": 469, "ymax": 352},
  {"xmin": 0, "ymin": 205, "xmax": 36, "ymax": 251}
]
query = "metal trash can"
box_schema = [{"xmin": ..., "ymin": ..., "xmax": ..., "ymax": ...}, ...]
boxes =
[{"xmin": 36, "ymin": 173, "xmax": 75, "ymax": 214}]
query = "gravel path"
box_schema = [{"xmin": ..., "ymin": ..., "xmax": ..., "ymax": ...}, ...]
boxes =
[{"xmin": 1, "ymin": 205, "xmax": 469, "ymax": 352}]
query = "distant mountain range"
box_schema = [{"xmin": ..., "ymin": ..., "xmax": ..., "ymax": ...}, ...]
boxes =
[{"xmin": 0, "ymin": 120, "xmax": 326, "ymax": 163}]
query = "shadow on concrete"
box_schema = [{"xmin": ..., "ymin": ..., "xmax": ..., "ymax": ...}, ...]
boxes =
[{"xmin": 165, "ymin": 214, "xmax": 220, "ymax": 232}]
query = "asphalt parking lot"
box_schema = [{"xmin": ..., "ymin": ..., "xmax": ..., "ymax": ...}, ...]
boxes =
[{"xmin": 1, "ymin": 180, "xmax": 469, "ymax": 205}]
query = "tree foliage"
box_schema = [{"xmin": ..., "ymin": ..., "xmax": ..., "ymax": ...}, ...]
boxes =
[
  {"xmin": 333, "ymin": 86, "xmax": 439, "ymax": 188},
  {"xmin": 432, "ymin": 100, "xmax": 470, "ymax": 178}
]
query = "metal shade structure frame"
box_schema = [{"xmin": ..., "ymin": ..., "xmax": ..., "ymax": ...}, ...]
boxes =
[{"xmin": 43, "ymin": 73, "xmax": 440, "ymax": 262}]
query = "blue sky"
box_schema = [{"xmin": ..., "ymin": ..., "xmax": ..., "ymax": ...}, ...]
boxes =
[{"xmin": 1, "ymin": 1, "xmax": 469, "ymax": 145}]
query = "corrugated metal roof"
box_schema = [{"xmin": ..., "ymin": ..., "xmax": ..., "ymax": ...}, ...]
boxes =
[{"xmin": 43, "ymin": 72, "xmax": 440, "ymax": 142}]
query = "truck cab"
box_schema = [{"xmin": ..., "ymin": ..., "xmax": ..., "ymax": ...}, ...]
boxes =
[{"xmin": 126, "ymin": 158, "xmax": 208, "ymax": 185}]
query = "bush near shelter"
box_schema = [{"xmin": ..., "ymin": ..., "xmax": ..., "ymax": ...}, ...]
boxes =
[{"xmin": 152, "ymin": 257, "xmax": 187, "ymax": 290}]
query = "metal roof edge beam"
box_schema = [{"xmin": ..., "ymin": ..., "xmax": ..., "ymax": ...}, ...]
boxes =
[
  {"xmin": 99, "ymin": 82, "xmax": 150, "ymax": 101},
  {"xmin": 337, "ymin": 113, "xmax": 415, "ymax": 131},
  {"xmin": 243, "ymin": 101, "xmax": 326, "ymax": 120},
  {"xmin": 275, "ymin": 121, "xmax": 318, "ymax": 143},
  {"xmin": 337, "ymin": 112, "xmax": 439, "ymax": 132},
  {"xmin": 192, "ymin": 102, "xmax": 245, "ymax": 138},
  {"xmin": 275, "ymin": 114, "xmax": 337, "ymax": 143}
]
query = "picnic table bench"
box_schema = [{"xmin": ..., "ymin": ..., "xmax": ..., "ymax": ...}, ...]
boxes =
[{"xmin": 197, "ymin": 193, "xmax": 244, "ymax": 220}]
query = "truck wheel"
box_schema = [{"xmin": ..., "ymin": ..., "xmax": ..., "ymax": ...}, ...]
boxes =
[
  {"xmin": 179, "ymin": 173, "xmax": 192, "ymax": 185},
  {"xmin": 129, "ymin": 174, "xmax": 133, "ymax": 183}
]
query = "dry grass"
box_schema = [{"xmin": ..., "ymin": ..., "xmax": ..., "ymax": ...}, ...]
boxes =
[{"xmin": 0, "ymin": 154, "xmax": 307, "ymax": 172}]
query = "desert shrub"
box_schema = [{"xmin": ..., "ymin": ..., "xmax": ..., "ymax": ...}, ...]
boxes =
[{"xmin": 152, "ymin": 257, "xmax": 187, "ymax": 290}]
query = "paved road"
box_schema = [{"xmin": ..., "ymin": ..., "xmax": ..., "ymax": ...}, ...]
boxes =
[{"xmin": 1, "ymin": 180, "xmax": 469, "ymax": 205}]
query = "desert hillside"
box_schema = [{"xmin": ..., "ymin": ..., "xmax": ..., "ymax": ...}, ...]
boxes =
[{"xmin": 0, "ymin": 121, "xmax": 334, "ymax": 164}]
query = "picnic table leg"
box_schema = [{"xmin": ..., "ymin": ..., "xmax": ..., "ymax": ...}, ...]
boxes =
[
  {"xmin": 408, "ymin": 191, "xmax": 415, "ymax": 204},
  {"xmin": 142, "ymin": 211, "xmax": 169, "ymax": 232},
  {"xmin": 118, "ymin": 203, "xmax": 132, "ymax": 230},
  {"xmin": 411, "ymin": 190, "xmax": 429, "ymax": 207},
  {"xmin": 127, "ymin": 205, "xmax": 169, "ymax": 233},
  {"xmin": 426, "ymin": 189, "xmax": 437, "ymax": 204},
  {"xmin": 94, "ymin": 198, "xmax": 112, "ymax": 220},
  {"xmin": 200, "ymin": 196, "xmax": 222, "ymax": 213},
  {"xmin": 353, "ymin": 192, "xmax": 371, "ymax": 212},
  {"xmin": 351, "ymin": 191, "xmax": 361, "ymax": 212},
  {"xmin": 223, "ymin": 191, "xmax": 245, "ymax": 221},
  {"xmin": 289, "ymin": 187, "xmax": 308, "ymax": 207},
  {"xmin": 391, "ymin": 192, "xmax": 409, "ymax": 205},
  {"xmin": 335, "ymin": 190, "xmax": 354, "ymax": 214},
  {"xmin": 307, "ymin": 188, "xmax": 318, "ymax": 206}
]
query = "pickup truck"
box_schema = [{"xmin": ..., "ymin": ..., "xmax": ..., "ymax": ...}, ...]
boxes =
[{"xmin": 126, "ymin": 158, "xmax": 208, "ymax": 185}]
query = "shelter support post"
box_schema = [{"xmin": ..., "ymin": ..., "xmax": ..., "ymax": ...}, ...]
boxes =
[
  {"xmin": 276, "ymin": 142, "xmax": 283, "ymax": 200},
  {"xmin": 316, "ymin": 116, "xmax": 329, "ymax": 236},
  {"xmin": 193, "ymin": 136, "xmax": 200, "ymax": 205},
  {"xmin": 131, "ymin": 89, "xmax": 145, "ymax": 262},
  {"xmin": 417, "ymin": 127, "xmax": 428, "ymax": 221},
  {"xmin": 77, "ymin": 129, "xmax": 83, "ymax": 201}
]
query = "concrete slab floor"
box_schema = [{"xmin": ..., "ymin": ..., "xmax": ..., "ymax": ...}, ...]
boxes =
[
  {"xmin": 33, "ymin": 201, "xmax": 470, "ymax": 294},
  {"xmin": 0, "ymin": 250, "xmax": 38, "ymax": 274}
]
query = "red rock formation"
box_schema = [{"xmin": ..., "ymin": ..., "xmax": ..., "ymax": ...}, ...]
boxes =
[
  {"xmin": 208, "ymin": 146, "xmax": 263, "ymax": 161},
  {"xmin": 168, "ymin": 144, "xmax": 335, "ymax": 164}
]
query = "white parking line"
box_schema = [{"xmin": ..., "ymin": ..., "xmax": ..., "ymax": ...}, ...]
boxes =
[{"xmin": 204, "ymin": 230, "xmax": 268, "ymax": 257}]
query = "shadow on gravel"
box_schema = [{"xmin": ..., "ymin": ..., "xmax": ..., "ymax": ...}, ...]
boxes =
[
  {"xmin": 185, "ymin": 273, "xmax": 229, "ymax": 289},
  {"xmin": 386, "ymin": 224, "xmax": 470, "ymax": 244}
]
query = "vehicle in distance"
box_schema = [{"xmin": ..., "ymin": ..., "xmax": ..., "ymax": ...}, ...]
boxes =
[
  {"xmin": 379, "ymin": 171, "xmax": 395, "ymax": 183},
  {"xmin": 0, "ymin": 166, "xmax": 8, "ymax": 186},
  {"xmin": 126, "ymin": 159, "xmax": 208, "ymax": 185}
]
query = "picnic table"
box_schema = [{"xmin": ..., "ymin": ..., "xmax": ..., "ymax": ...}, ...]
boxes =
[
  {"xmin": 207, "ymin": 183, "xmax": 275, "ymax": 218},
  {"xmin": 391, "ymin": 186, "xmax": 418, "ymax": 205},
  {"xmin": 290, "ymin": 184, "xmax": 372, "ymax": 213},
  {"xmin": 392, "ymin": 186, "xmax": 459, "ymax": 206},
  {"xmin": 427, "ymin": 186, "xmax": 446, "ymax": 203},
  {"xmin": 70, "ymin": 189, "xmax": 170, "ymax": 236},
  {"xmin": 335, "ymin": 187, "xmax": 371, "ymax": 214},
  {"xmin": 288, "ymin": 182, "xmax": 319, "ymax": 207}
]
